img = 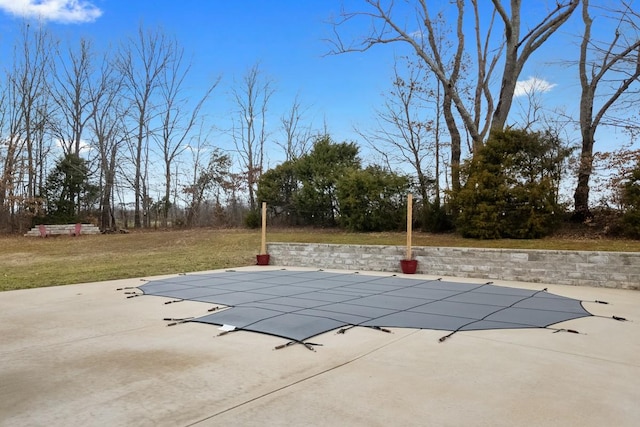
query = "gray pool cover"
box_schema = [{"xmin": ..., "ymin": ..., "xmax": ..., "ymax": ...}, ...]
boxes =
[{"xmin": 138, "ymin": 269, "xmax": 592, "ymax": 343}]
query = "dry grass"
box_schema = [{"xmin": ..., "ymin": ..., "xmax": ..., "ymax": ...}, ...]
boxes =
[
  {"xmin": 1, "ymin": 227, "xmax": 639, "ymax": 291},
  {"xmin": 0, "ymin": 229, "xmax": 259, "ymax": 291}
]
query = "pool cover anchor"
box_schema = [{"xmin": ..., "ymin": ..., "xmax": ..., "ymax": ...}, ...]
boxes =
[
  {"xmin": 119, "ymin": 287, "xmax": 143, "ymax": 298},
  {"xmin": 591, "ymin": 314, "xmax": 629, "ymax": 322},
  {"xmin": 337, "ymin": 325, "xmax": 355, "ymax": 334},
  {"xmin": 164, "ymin": 317, "xmax": 194, "ymax": 326},
  {"xmin": 438, "ymin": 331, "xmax": 456, "ymax": 343},
  {"xmin": 274, "ymin": 340, "xmax": 323, "ymax": 352},
  {"xmin": 552, "ymin": 328, "xmax": 581, "ymax": 334},
  {"xmin": 371, "ymin": 326, "xmax": 392, "ymax": 333}
]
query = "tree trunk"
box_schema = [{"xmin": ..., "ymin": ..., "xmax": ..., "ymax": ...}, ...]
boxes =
[
  {"xmin": 572, "ymin": 0, "xmax": 640, "ymax": 219},
  {"xmin": 443, "ymin": 93, "xmax": 461, "ymax": 193},
  {"xmin": 100, "ymin": 148, "xmax": 117, "ymax": 231},
  {"xmin": 163, "ymin": 163, "xmax": 171, "ymax": 228},
  {"xmin": 133, "ymin": 117, "xmax": 143, "ymax": 228},
  {"xmin": 573, "ymin": 133, "xmax": 595, "ymax": 221}
]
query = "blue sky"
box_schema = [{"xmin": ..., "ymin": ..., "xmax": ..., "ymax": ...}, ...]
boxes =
[
  {"xmin": 0, "ymin": 0, "xmax": 635, "ymax": 168},
  {"xmin": 0, "ymin": 1, "xmax": 400, "ymax": 159}
]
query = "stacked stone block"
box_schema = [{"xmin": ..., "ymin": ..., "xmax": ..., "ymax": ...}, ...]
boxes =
[{"xmin": 267, "ymin": 243, "xmax": 639, "ymax": 290}]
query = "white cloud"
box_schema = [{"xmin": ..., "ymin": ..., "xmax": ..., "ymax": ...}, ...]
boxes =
[
  {"xmin": 514, "ymin": 77, "xmax": 557, "ymax": 97},
  {"xmin": 0, "ymin": 0, "xmax": 102, "ymax": 24},
  {"xmin": 53, "ymin": 137, "xmax": 92, "ymax": 154},
  {"xmin": 409, "ymin": 30, "xmax": 424, "ymax": 40}
]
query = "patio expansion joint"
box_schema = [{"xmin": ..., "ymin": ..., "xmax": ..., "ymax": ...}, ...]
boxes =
[{"xmin": 183, "ymin": 328, "xmax": 423, "ymax": 427}]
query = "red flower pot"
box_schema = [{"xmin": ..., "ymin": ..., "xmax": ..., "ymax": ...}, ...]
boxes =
[
  {"xmin": 256, "ymin": 254, "xmax": 270, "ymax": 265},
  {"xmin": 400, "ymin": 259, "xmax": 418, "ymax": 274}
]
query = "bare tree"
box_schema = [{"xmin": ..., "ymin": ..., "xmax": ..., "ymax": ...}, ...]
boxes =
[
  {"xmin": 50, "ymin": 38, "xmax": 96, "ymax": 156},
  {"xmin": 230, "ymin": 63, "xmax": 274, "ymax": 211},
  {"xmin": 117, "ymin": 24, "xmax": 174, "ymax": 228},
  {"xmin": 89, "ymin": 51, "xmax": 126, "ymax": 231},
  {"xmin": 331, "ymin": 1, "xmax": 486, "ymax": 190},
  {"xmin": 0, "ymin": 23, "xmax": 55, "ymax": 231},
  {"xmin": 0, "ymin": 75, "xmax": 18, "ymax": 231},
  {"xmin": 16, "ymin": 23, "xmax": 55, "ymax": 201},
  {"xmin": 330, "ymin": 0, "xmax": 578, "ymax": 190},
  {"xmin": 183, "ymin": 127, "xmax": 231, "ymax": 228},
  {"xmin": 46, "ymin": 37, "xmax": 99, "ymax": 218},
  {"xmin": 490, "ymin": 0, "xmax": 578, "ymax": 131},
  {"xmin": 511, "ymin": 76, "xmax": 553, "ymax": 131},
  {"xmin": 573, "ymin": 0, "xmax": 640, "ymax": 220},
  {"xmin": 360, "ymin": 59, "xmax": 437, "ymax": 211},
  {"xmin": 425, "ymin": 1, "xmax": 467, "ymax": 192},
  {"xmin": 278, "ymin": 94, "xmax": 314, "ymax": 162},
  {"xmin": 155, "ymin": 45, "xmax": 219, "ymax": 227}
]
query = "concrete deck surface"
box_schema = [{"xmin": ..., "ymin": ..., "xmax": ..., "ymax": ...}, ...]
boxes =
[{"xmin": 1, "ymin": 266, "xmax": 639, "ymax": 427}]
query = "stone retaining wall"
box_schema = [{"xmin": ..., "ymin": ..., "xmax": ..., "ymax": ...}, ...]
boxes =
[{"xmin": 266, "ymin": 243, "xmax": 639, "ymax": 290}]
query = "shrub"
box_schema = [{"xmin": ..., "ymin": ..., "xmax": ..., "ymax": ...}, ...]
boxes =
[
  {"xmin": 244, "ymin": 209, "xmax": 261, "ymax": 229},
  {"xmin": 336, "ymin": 166, "xmax": 409, "ymax": 232},
  {"xmin": 621, "ymin": 161, "xmax": 640, "ymax": 238},
  {"xmin": 452, "ymin": 129, "xmax": 568, "ymax": 239}
]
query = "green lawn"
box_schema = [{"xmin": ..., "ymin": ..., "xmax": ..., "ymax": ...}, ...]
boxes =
[{"xmin": 1, "ymin": 228, "xmax": 639, "ymax": 291}]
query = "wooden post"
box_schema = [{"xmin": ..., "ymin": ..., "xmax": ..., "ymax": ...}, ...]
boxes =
[
  {"xmin": 260, "ymin": 202, "xmax": 267, "ymax": 255},
  {"xmin": 406, "ymin": 193, "xmax": 413, "ymax": 260}
]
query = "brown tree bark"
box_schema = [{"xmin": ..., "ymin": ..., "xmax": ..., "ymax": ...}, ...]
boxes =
[{"xmin": 574, "ymin": 0, "xmax": 640, "ymax": 219}]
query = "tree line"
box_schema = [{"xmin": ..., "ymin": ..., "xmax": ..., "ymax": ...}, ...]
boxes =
[
  {"xmin": 0, "ymin": 23, "xmax": 281, "ymax": 233},
  {"xmin": 2, "ymin": 1, "xmax": 640, "ymax": 239},
  {"xmin": 327, "ymin": 0, "xmax": 640, "ymax": 237}
]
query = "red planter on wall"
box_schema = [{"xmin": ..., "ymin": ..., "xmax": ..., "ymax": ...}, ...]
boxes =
[
  {"xmin": 400, "ymin": 259, "xmax": 418, "ymax": 274},
  {"xmin": 256, "ymin": 254, "xmax": 270, "ymax": 265}
]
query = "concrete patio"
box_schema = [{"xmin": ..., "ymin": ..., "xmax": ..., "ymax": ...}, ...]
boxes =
[{"xmin": 1, "ymin": 266, "xmax": 638, "ymax": 426}]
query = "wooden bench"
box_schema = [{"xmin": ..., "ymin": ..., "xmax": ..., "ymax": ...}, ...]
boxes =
[{"xmin": 24, "ymin": 224, "xmax": 102, "ymax": 237}]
